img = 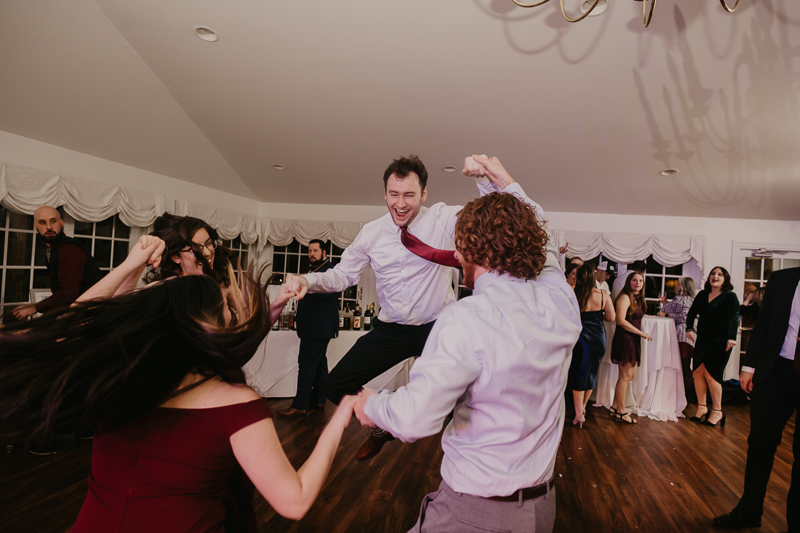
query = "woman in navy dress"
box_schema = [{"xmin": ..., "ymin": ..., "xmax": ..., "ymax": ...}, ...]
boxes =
[{"xmin": 569, "ymin": 264, "xmax": 616, "ymax": 428}]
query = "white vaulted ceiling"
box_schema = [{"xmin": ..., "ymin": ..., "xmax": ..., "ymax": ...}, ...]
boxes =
[{"xmin": 0, "ymin": 0, "xmax": 798, "ymax": 220}]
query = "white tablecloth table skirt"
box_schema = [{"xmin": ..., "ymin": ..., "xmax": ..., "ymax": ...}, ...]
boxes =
[
  {"xmin": 243, "ymin": 330, "xmax": 414, "ymax": 398},
  {"xmin": 593, "ymin": 316, "xmax": 687, "ymax": 422}
]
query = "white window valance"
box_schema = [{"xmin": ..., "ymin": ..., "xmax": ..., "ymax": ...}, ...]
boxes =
[
  {"xmin": 0, "ymin": 161, "xmax": 165, "ymax": 227},
  {"xmin": 267, "ymin": 219, "xmax": 363, "ymax": 248},
  {"xmin": 173, "ymin": 200, "xmax": 264, "ymax": 247},
  {"xmin": 552, "ymin": 229, "xmax": 707, "ymax": 275}
]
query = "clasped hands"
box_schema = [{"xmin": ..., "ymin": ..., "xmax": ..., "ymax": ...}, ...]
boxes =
[
  {"xmin": 462, "ymin": 154, "xmax": 516, "ymax": 189},
  {"xmin": 351, "ymin": 388, "xmax": 378, "ymax": 427}
]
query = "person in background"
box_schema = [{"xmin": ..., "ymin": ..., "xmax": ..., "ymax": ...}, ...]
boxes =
[
  {"xmin": 354, "ymin": 190, "xmax": 581, "ymax": 533},
  {"xmin": 611, "ymin": 260, "xmax": 647, "ymax": 302},
  {"xmin": 685, "ymin": 266, "xmax": 740, "ymax": 427},
  {"xmin": 0, "ymin": 237, "xmax": 357, "ymax": 532},
  {"xmin": 565, "ymin": 262, "xmax": 579, "ymax": 289},
  {"xmin": 595, "ymin": 261, "xmax": 612, "ymax": 295},
  {"xmin": 13, "ymin": 206, "xmax": 102, "ymax": 320},
  {"xmin": 658, "ymin": 276, "xmax": 697, "ymax": 403},
  {"xmin": 609, "ymin": 272, "xmax": 653, "ymax": 424},
  {"xmin": 558, "ymin": 243, "xmax": 582, "ymax": 269},
  {"xmin": 285, "ymin": 154, "xmax": 537, "ymax": 462},
  {"xmin": 740, "ymin": 286, "xmax": 765, "ymax": 325},
  {"xmin": 569, "ymin": 264, "xmax": 615, "ymax": 428},
  {"xmin": 277, "ymin": 239, "xmax": 340, "ymax": 417},
  {"xmin": 713, "ymin": 267, "xmax": 799, "ymax": 531}
]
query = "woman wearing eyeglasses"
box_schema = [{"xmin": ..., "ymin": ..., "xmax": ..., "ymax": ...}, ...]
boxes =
[{"xmin": 148, "ymin": 214, "xmax": 292, "ymax": 325}]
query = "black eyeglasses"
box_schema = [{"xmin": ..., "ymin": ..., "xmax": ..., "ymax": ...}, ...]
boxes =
[{"xmin": 179, "ymin": 240, "xmax": 218, "ymax": 257}]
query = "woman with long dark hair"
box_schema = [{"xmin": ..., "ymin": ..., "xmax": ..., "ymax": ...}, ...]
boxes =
[
  {"xmin": 565, "ymin": 262, "xmax": 579, "ymax": 289},
  {"xmin": 0, "ymin": 237, "xmax": 356, "ymax": 531},
  {"xmin": 147, "ymin": 214, "xmax": 291, "ymax": 325},
  {"xmin": 569, "ymin": 264, "xmax": 616, "ymax": 428},
  {"xmin": 609, "ymin": 271, "xmax": 653, "ymax": 424},
  {"xmin": 685, "ymin": 266, "xmax": 740, "ymax": 427}
]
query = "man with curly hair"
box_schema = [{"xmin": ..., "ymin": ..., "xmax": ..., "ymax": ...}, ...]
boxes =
[{"xmin": 354, "ymin": 157, "xmax": 582, "ymax": 532}]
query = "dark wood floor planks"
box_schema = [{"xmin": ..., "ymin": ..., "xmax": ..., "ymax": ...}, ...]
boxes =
[{"xmin": 0, "ymin": 399, "xmax": 793, "ymax": 532}]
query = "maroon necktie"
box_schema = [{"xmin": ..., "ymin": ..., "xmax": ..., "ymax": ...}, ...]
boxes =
[{"xmin": 400, "ymin": 227, "xmax": 461, "ymax": 268}]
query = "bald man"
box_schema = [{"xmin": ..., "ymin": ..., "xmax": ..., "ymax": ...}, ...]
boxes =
[{"xmin": 13, "ymin": 206, "xmax": 102, "ymax": 320}]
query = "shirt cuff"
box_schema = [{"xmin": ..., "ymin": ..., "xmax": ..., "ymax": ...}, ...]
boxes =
[{"xmin": 741, "ymin": 366, "xmax": 755, "ymax": 374}]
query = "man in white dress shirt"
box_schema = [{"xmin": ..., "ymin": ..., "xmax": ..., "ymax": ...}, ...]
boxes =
[
  {"xmin": 286, "ymin": 154, "xmax": 534, "ymax": 461},
  {"xmin": 354, "ymin": 180, "xmax": 582, "ymax": 532}
]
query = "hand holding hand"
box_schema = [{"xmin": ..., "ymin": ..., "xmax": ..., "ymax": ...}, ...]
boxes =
[
  {"xmin": 739, "ymin": 370, "xmax": 754, "ymax": 393},
  {"xmin": 127, "ymin": 235, "xmax": 166, "ymax": 269},
  {"xmin": 726, "ymin": 339, "xmax": 737, "ymax": 351},
  {"xmin": 354, "ymin": 389, "xmax": 378, "ymax": 427},
  {"xmin": 284, "ymin": 274, "xmax": 309, "ymax": 300},
  {"xmin": 462, "ymin": 155, "xmax": 515, "ymax": 189},
  {"xmin": 12, "ymin": 304, "xmax": 37, "ymax": 320},
  {"xmin": 333, "ymin": 395, "xmax": 358, "ymax": 428}
]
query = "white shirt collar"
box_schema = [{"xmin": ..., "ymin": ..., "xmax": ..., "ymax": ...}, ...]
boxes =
[{"xmin": 473, "ymin": 270, "xmax": 519, "ymax": 295}]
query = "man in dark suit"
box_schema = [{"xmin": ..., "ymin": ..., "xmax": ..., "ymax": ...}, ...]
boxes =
[
  {"xmin": 277, "ymin": 239, "xmax": 340, "ymax": 417},
  {"xmin": 714, "ymin": 266, "xmax": 800, "ymax": 530}
]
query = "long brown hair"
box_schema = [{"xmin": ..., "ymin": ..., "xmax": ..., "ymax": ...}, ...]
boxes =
[
  {"xmin": 616, "ymin": 271, "xmax": 647, "ymax": 317},
  {"xmin": 574, "ymin": 263, "xmax": 597, "ymax": 311}
]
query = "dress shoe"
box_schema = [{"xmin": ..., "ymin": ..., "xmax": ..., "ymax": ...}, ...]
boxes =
[
  {"xmin": 713, "ymin": 508, "xmax": 761, "ymax": 529},
  {"xmin": 276, "ymin": 407, "xmax": 307, "ymax": 417},
  {"xmin": 355, "ymin": 431, "xmax": 395, "ymax": 462},
  {"xmin": 312, "ymin": 403, "xmax": 326, "ymax": 411}
]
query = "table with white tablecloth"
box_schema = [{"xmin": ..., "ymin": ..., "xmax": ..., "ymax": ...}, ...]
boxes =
[
  {"xmin": 593, "ymin": 316, "xmax": 688, "ymax": 422},
  {"xmin": 243, "ymin": 330, "xmax": 415, "ymax": 398}
]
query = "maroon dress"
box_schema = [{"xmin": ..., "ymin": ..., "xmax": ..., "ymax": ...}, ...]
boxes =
[
  {"xmin": 71, "ymin": 399, "xmax": 272, "ymax": 533},
  {"xmin": 610, "ymin": 306, "xmax": 644, "ymax": 366}
]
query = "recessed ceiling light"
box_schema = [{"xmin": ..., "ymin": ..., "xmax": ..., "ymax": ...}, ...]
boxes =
[
  {"xmin": 660, "ymin": 169, "xmax": 679, "ymax": 176},
  {"xmin": 580, "ymin": 0, "xmax": 608, "ymax": 16},
  {"xmin": 443, "ymin": 166, "xmax": 458, "ymax": 173},
  {"xmin": 194, "ymin": 26, "xmax": 219, "ymax": 42},
  {"xmin": 273, "ymin": 164, "xmax": 286, "ymax": 170}
]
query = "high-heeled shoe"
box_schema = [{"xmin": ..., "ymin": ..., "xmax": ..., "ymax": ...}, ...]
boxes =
[
  {"xmin": 689, "ymin": 404, "xmax": 708, "ymax": 423},
  {"xmin": 615, "ymin": 411, "xmax": 637, "ymax": 424},
  {"xmin": 609, "ymin": 406, "xmax": 618, "ymax": 417},
  {"xmin": 702, "ymin": 409, "xmax": 726, "ymax": 427}
]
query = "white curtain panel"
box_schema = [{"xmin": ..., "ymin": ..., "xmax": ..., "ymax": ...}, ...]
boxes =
[
  {"xmin": 266, "ymin": 218, "xmax": 363, "ymax": 248},
  {"xmin": 552, "ymin": 229, "xmax": 707, "ymax": 275},
  {"xmin": 0, "ymin": 162, "xmax": 164, "ymax": 227},
  {"xmin": 173, "ymin": 200, "xmax": 263, "ymax": 247}
]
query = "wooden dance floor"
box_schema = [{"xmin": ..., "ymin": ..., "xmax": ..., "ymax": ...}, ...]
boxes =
[{"xmin": 0, "ymin": 400, "xmax": 793, "ymax": 532}]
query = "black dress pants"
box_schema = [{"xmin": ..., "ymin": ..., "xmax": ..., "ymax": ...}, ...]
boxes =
[
  {"xmin": 738, "ymin": 358, "xmax": 800, "ymax": 531},
  {"xmin": 324, "ymin": 318, "xmax": 435, "ymax": 405},
  {"xmin": 291, "ymin": 338, "xmax": 331, "ymax": 410}
]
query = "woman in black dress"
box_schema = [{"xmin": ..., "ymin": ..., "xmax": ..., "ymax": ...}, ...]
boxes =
[
  {"xmin": 610, "ymin": 272, "xmax": 653, "ymax": 424},
  {"xmin": 569, "ymin": 264, "xmax": 616, "ymax": 428},
  {"xmin": 686, "ymin": 266, "xmax": 740, "ymax": 427}
]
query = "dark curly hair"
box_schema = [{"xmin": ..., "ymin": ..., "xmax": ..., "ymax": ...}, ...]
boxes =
[
  {"xmin": 383, "ymin": 154, "xmax": 428, "ymax": 190},
  {"xmin": 146, "ymin": 214, "xmax": 234, "ymax": 287},
  {"xmin": 454, "ymin": 192, "xmax": 548, "ymax": 280},
  {"xmin": 704, "ymin": 266, "xmax": 734, "ymax": 293}
]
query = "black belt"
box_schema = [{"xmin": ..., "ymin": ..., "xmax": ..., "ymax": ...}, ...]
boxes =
[{"xmin": 484, "ymin": 479, "xmax": 554, "ymax": 503}]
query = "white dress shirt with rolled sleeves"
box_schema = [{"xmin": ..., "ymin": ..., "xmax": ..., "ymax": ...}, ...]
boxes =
[
  {"xmin": 304, "ymin": 179, "xmax": 532, "ymax": 326},
  {"xmin": 364, "ymin": 224, "xmax": 582, "ymax": 498}
]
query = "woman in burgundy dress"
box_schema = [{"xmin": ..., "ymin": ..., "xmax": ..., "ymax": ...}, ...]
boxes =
[
  {"xmin": 609, "ymin": 271, "xmax": 653, "ymax": 424},
  {"xmin": 0, "ymin": 236, "xmax": 356, "ymax": 532}
]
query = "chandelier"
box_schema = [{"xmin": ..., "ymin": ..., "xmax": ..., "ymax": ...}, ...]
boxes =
[{"xmin": 511, "ymin": 0, "xmax": 741, "ymax": 28}]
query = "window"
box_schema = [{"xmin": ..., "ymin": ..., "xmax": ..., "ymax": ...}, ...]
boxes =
[
  {"xmin": 271, "ymin": 239, "xmax": 358, "ymax": 311},
  {"xmin": 222, "ymin": 236, "xmax": 250, "ymax": 270},
  {"xmin": 642, "ymin": 255, "xmax": 683, "ymax": 314},
  {"xmin": 0, "ymin": 207, "xmax": 131, "ymax": 324}
]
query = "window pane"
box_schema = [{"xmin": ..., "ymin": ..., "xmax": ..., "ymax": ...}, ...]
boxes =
[
  {"xmin": 286, "ymin": 254, "xmax": 298, "ymax": 274},
  {"xmin": 4, "ymin": 269, "xmax": 31, "ymax": 303},
  {"xmin": 0, "ymin": 231, "xmax": 4, "ymax": 265},
  {"xmin": 744, "ymin": 257, "xmax": 761, "ymax": 280},
  {"xmin": 288, "ymin": 240, "xmax": 300, "ymax": 254},
  {"xmin": 240, "ymin": 252, "xmax": 249, "ymax": 268},
  {"xmin": 0, "ymin": 205, "xmax": 7, "ymax": 227},
  {"xmin": 332, "ymin": 244, "xmax": 346, "ymax": 257},
  {"xmin": 273, "ymin": 245, "xmax": 286, "ymax": 254},
  {"xmin": 232, "ymin": 236, "xmax": 242, "ymax": 249},
  {"xmin": 272, "ymin": 253, "xmax": 285, "ymax": 273},
  {"xmin": 665, "ymin": 264, "xmax": 682, "ymax": 276},
  {"xmin": 644, "ymin": 276, "xmax": 660, "ymax": 299},
  {"xmin": 95, "ymin": 217, "xmax": 113, "ymax": 237},
  {"xmin": 665, "ymin": 278, "xmax": 677, "ymax": 299},
  {"xmin": 7, "ymin": 232, "xmax": 32, "ymax": 266},
  {"xmin": 300, "ymin": 256, "xmax": 310, "ymax": 273},
  {"xmin": 764, "ymin": 259, "xmax": 778, "ymax": 281},
  {"xmin": 74, "ymin": 220, "xmax": 93, "ymax": 236},
  {"xmin": 94, "ymin": 239, "xmax": 112, "ymax": 269},
  {"xmin": 34, "ymin": 234, "xmax": 48, "ymax": 266},
  {"xmin": 33, "ymin": 268, "xmax": 50, "ymax": 289},
  {"xmin": 8, "ymin": 212, "xmax": 32, "ymax": 230},
  {"xmin": 300, "ymin": 244, "xmax": 308, "ymax": 255},
  {"xmin": 114, "ymin": 217, "xmax": 130, "ymax": 239},
  {"xmin": 112, "ymin": 241, "xmax": 128, "ymax": 268},
  {"xmin": 76, "ymin": 237, "xmax": 93, "ymax": 255},
  {"xmin": 645, "ymin": 255, "xmax": 663, "ymax": 275},
  {"xmin": 343, "ymin": 286, "xmax": 357, "ymax": 300}
]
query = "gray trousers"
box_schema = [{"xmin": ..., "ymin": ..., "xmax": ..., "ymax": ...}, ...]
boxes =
[{"xmin": 408, "ymin": 480, "xmax": 556, "ymax": 533}]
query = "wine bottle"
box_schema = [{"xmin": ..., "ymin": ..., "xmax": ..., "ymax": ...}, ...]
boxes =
[
  {"xmin": 353, "ymin": 303, "xmax": 362, "ymax": 330},
  {"xmin": 363, "ymin": 303, "xmax": 372, "ymax": 330},
  {"xmin": 343, "ymin": 303, "xmax": 352, "ymax": 331},
  {"xmin": 339, "ymin": 305, "xmax": 345, "ymax": 331}
]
